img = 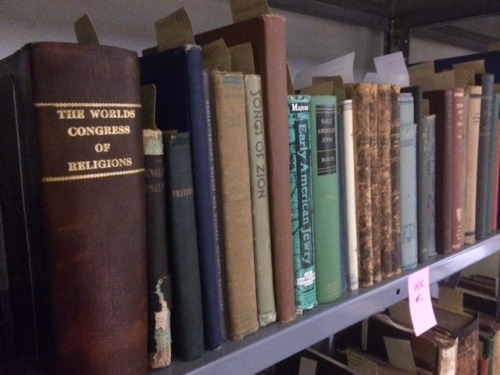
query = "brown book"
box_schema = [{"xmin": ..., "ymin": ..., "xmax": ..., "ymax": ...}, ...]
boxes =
[
  {"xmin": 376, "ymin": 84, "xmax": 393, "ymax": 280},
  {"xmin": 195, "ymin": 15, "xmax": 296, "ymax": 323},
  {"xmin": 368, "ymin": 84, "xmax": 382, "ymax": 284},
  {"xmin": 0, "ymin": 42, "xmax": 148, "ymax": 374},
  {"xmin": 423, "ymin": 89, "xmax": 454, "ymax": 254},
  {"xmin": 348, "ymin": 83, "xmax": 374, "ymax": 288},
  {"xmin": 390, "ymin": 85, "xmax": 402, "ymax": 274},
  {"xmin": 464, "ymin": 85, "xmax": 482, "ymax": 245},
  {"xmin": 210, "ymin": 70, "xmax": 259, "ymax": 340},
  {"xmin": 451, "ymin": 87, "xmax": 466, "ymax": 252}
]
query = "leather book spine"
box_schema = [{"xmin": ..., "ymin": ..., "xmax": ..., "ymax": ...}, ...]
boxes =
[
  {"xmin": 475, "ymin": 73, "xmax": 495, "ymax": 241},
  {"xmin": 163, "ymin": 131, "xmax": 205, "ymax": 360},
  {"xmin": 310, "ymin": 95, "xmax": 342, "ymax": 303},
  {"xmin": 0, "ymin": 42, "xmax": 148, "ymax": 374},
  {"xmin": 451, "ymin": 88, "xmax": 466, "ymax": 252},
  {"xmin": 143, "ymin": 129, "xmax": 171, "ymax": 369},
  {"xmin": 399, "ymin": 92, "xmax": 418, "ymax": 270},
  {"xmin": 463, "ymin": 85, "xmax": 482, "ymax": 245},
  {"xmin": 353, "ymin": 83, "xmax": 374, "ymax": 287},
  {"xmin": 390, "ymin": 85, "xmax": 402, "ymax": 274},
  {"xmin": 210, "ymin": 70, "xmax": 259, "ymax": 340},
  {"xmin": 244, "ymin": 74, "xmax": 277, "ymax": 326},
  {"xmin": 195, "ymin": 15, "xmax": 296, "ymax": 323},
  {"xmin": 376, "ymin": 84, "xmax": 393, "ymax": 278},
  {"xmin": 341, "ymin": 99, "xmax": 359, "ymax": 291},
  {"xmin": 287, "ymin": 95, "xmax": 317, "ymax": 313}
]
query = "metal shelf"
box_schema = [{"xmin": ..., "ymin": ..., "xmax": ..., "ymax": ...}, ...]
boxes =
[{"xmin": 160, "ymin": 233, "xmax": 500, "ymax": 375}]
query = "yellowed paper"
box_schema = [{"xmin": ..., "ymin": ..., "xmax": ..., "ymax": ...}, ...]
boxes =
[
  {"xmin": 155, "ymin": 7, "xmax": 194, "ymax": 52},
  {"xmin": 74, "ymin": 14, "xmax": 100, "ymax": 45},
  {"xmin": 202, "ymin": 39, "xmax": 232, "ymax": 71},
  {"xmin": 230, "ymin": 0, "xmax": 269, "ymax": 23},
  {"xmin": 229, "ymin": 42, "xmax": 255, "ymax": 74}
]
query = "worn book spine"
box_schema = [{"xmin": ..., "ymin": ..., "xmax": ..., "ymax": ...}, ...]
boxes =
[
  {"xmin": 418, "ymin": 115, "xmax": 437, "ymax": 260},
  {"xmin": 195, "ymin": 15, "xmax": 296, "ymax": 323},
  {"xmin": 201, "ymin": 69, "xmax": 226, "ymax": 341},
  {"xmin": 310, "ymin": 95, "xmax": 342, "ymax": 303},
  {"xmin": 451, "ymin": 88, "xmax": 466, "ymax": 252},
  {"xmin": 368, "ymin": 84, "xmax": 382, "ymax": 284},
  {"xmin": 390, "ymin": 85, "xmax": 402, "ymax": 274},
  {"xmin": 341, "ymin": 100, "xmax": 359, "ymax": 291},
  {"xmin": 490, "ymin": 94, "xmax": 500, "ymax": 232},
  {"xmin": 475, "ymin": 73, "xmax": 495, "ymax": 241},
  {"xmin": 139, "ymin": 46, "xmax": 224, "ymax": 350},
  {"xmin": 376, "ymin": 84, "xmax": 393, "ymax": 278},
  {"xmin": 399, "ymin": 92, "xmax": 418, "ymax": 270},
  {"xmin": 287, "ymin": 95, "xmax": 317, "ymax": 313},
  {"xmin": 211, "ymin": 70, "xmax": 259, "ymax": 340},
  {"xmin": 143, "ymin": 129, "xmax": 171, "ymax": 369},
  {"xmin": 244, "ymin": 74, "xmax": 276, "ymax": 326},
  {"xmin": 353, "ymin": 83, "xmax": 374, "ymax": 287},
  {"xmin": 464, "ymin": 85, "xmax": 482, "ymax": 245},
  {"xmin": 163, "ymin": 131, "xmax": 205, "ymax": 361},
  {"xmin": 0, "ymin": 42, "xmax": 148, "ymax": 374}
]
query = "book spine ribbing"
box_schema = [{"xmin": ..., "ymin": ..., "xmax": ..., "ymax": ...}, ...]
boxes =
[
  {"xmin": 287, "ymin": 95, "xmax": 317, "ymax": 313},
  {"xmin": 390, "ymin": 85, "xmax": 402, "ymax": 274}
]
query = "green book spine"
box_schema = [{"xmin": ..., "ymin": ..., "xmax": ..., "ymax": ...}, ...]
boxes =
[
  {"xmin": 310, "ymin": 95, "xmax": 342, "ymax": 303},
  {"xmin": 287, "ymin": 95, "xmax": 317, "ymax": 313}
]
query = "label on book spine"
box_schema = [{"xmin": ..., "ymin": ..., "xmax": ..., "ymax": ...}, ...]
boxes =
[{"xmin": 288, "ymin": 95, "xmax": 317, "ymax": 313}]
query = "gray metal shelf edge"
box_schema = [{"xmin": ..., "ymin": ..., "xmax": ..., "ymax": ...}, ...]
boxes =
[{"xmin": 159, "ymin": 232, "xmax": 500, "ymax": 375}]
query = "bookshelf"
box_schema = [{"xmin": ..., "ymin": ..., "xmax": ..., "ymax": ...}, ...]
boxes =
[{"xmin": 1, "ymin": 1, "xmax": 499, "ymax": 375}]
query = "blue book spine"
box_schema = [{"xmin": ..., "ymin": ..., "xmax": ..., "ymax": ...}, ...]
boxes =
[
  {"xmin": 399, "ymin": 93, "xmax": 418, "ymax": 270},
  {"xmin": 287, "ymin": 95, "xmax": 317, "ymax": 314}
]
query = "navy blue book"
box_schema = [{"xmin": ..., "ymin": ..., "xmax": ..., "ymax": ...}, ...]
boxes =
[{"xmin": 140, "ymin": 45, "xmax": 223, "ymax": 351}]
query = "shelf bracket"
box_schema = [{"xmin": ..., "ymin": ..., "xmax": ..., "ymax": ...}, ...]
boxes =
[{"xmin": 384, "ymin": 18, "xmax": 410, "ymax": 63}]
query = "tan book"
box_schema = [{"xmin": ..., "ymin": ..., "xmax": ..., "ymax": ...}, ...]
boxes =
[
  {"xmin": 464, "ymin": 85, "xmax": 482, "ymax": 245},
  {"xmin": 390, "ymin": 85, "xmax": 402, "ymax": 274},
  {"xmin": 210, "ymin": 70, "xmax": 259, "ymax": 340},
  {"xmin": 243, "ymin": 73, "xmax": 276, "ymax": 327}
]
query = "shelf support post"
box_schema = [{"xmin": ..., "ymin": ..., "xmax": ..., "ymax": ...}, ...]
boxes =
[{"xmin": 384, "ymin": 18, "xmax": 410, "ymax": 63}]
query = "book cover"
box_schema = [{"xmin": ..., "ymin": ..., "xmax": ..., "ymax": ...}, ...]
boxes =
[
  {"xmin": 340, "ymin": 99, "xmax": 359, "ymax": 291},
  {"xmin": 143, "ymin": 129, "xmax": 171, "ymax": 369},
  {"xmin": 310, "ymin": 95, "xmax": 343, "ymax": 303},
  {"xmin": 368, "ymin": 84, "xmax": 382, "ymax": 284},
  {"xmin": 195, "ymin": 15, "xmax": 296, "ymax": 323},
  {"xmin": 399, "ymin": 92, "xmax": 418, "ymax": 270},
  {"xmin": 390, "ymin": 85, "xmax": 402, "ymax": 274},
  {"xmin": 0, "ymin": 42, "xmax": 148, "ymax": 374},
  {"xmin": 423, "ymin": 89, "xmax": 454, "ymax": 254},
  {"xmin": 464, "ymin": 85, "xmax": 482, "ymax": 245},
  {"xmin": 475, "ymin": 73, "xmax": 495, "ymax": 241},
  {"xmin": 140, "ymin": 45, "xmax": 224, "ymax": 350},
  {"xmin": 163, "ymin": 131, "xmax": 205, "ymax": 361},
  {"xmin": 451, "ymin": 87, "xmax": 466, "ymax": 252},
  {"xmin": 287, "ymin": 95, "xmax": 317, "ymax": 313},
  {"xmin": 210, "ymin": 70, "xmax": 259, "ymax": 340},
  {"xmin": 244, "ymin": 74, "xmax": 276, "ymax": 326},
  {"xmin": 351, "ymin": 83, "xmax": 374, "ymax": 287},
  {"xmin": 490, "ymin": 94, "xmax": 500, "ymax": 232},
  {"xmin": 377, "ymin": 84, "xmax": 393, "ymax": 278}
]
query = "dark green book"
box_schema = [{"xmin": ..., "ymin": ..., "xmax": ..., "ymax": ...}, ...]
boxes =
[
  {"xmin": 163, "ymin": 131, "xmax": 204, "ymax": 361},
  {"xmin": 287, "ymin": 95, "xmax": 317, "ymax": 313},
  {"xmin": 310, "ymin": 95, "xmax": 342, "ymax": 303}
]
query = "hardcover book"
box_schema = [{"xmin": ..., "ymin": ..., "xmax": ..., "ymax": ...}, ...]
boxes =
[
  {"xmin": 340, "ymin": 99, "xmax": 359, "ymax": 291},
  {"xmin": 399, "ymin": 92, "xmax": 418, "ymax": 270},
  {"xmin": 143, "ymin": 129, "xmax": 171, "ymax": 369},
  {"xmin": 0, "ymin": 42, "xmax": 148, "ymax": 374},
  {"xmin": 309, "ymin": 95, "xmax": 342, "ymax": 303},
  {"xmin": 210, "ymin": 70, "xmax": 259, "ymax": 340},
  {"xmin": 287, "ymin": 95, "xmax": 317, "ymax": 313},
  {"xmin": 195, "ymin": 15, "xmax": 296, "ymax": 323},
  {"xmin": 463, "ymin": 85, "xmax": 482, "ymax": 245},
  {"xmin": 140, "ymin": 45, "xmax": 224, "ymax": 350},
  {"xmin": 390, "ymin": 85, "xmax": 402, "ymax": 274},
  {"xmin": 244, "ymin": 74, "xmax": 276, "ymax": 326},
  {"xmin": 163, "ymin": 131, "xmax": 205, "ymax": 361},
  {"xmin": 489, "ymin": 94, "xmax": 500, "ymax": 232}
]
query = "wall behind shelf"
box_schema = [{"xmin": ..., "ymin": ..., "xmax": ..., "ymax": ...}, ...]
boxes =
[{"xmin": 0, "ymin": 0, "xmax": 477, "ymax": 83}]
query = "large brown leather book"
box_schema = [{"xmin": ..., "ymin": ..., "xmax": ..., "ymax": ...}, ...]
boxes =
[
  {"xmin": 210, "ymin": 70, "xmax": 259, "ymax": 340},
  {"xmin": 195, "ymin": 15, "xmax": 296, "ymax": 323},
  {"xmin": 390, "ymin": 86, "xmax": 402, "ymax": 274},
  {"xmin": 376, "ymin": 84, "xmax": 393, "ymax": 280},
  {"xmin": 0, "ymin": 42, "xmax": 148, "ymax": 374}
]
